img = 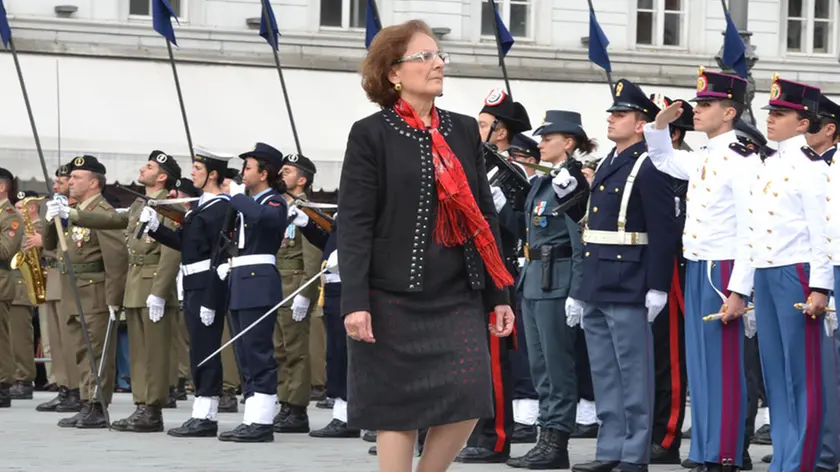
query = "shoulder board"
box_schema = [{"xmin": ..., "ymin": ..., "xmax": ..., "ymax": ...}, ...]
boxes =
[
  {"xmin": 5, "ymin": 208, "xmax": 13, "ymax": 214},
  {"xmin": 801, "ymin": 145, "xmax": 822, "ymax": 161},
  {"xmin": 97, "ymin": 200, "xmax": 115, "ymax": 211},
  {"xmin": 728, "ymin": 142, "xmax": 754, "ymax": 157},
  {"xmin": 267, "ymin": 200, "xmax": 283, "ymax": 207}
]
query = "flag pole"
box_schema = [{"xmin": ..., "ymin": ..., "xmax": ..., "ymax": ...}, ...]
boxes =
[
  {"xmin": 261, "ymin": 0, "xmax": 303, "ymax": 156},
  {"xmin": 488, "ymin": 0, "xmax": 513, "ymax": 99},
  {"xmin": 6, "ymin": 35, "xmax": 111, "ymax": 428},
  {"xmin": 587, "ymin": 0, "xmax": 614, "ymax": 95},
  {"xmin": 165, "ymin": 39, "xmax": 194, "ymax": 158}
]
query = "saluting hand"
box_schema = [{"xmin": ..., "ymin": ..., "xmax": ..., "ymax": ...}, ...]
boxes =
[
  {"xmin": 489, "ymin": 305, "xmax": 515, "ymax": 337},
  {"xmin": 345, "ymin": 311, "xmax": 375, "ymax": 343},
  {"xmin": 654, "ymin": 101, "xmax": 684, "ymax": 130}
]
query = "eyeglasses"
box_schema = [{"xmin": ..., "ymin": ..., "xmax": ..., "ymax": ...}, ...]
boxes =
[{"xmin": 395, "ymin": 51, "xmax": 450, "ymax": 65}]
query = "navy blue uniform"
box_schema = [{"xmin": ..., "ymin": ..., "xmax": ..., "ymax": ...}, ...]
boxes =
[
  {"xmin": 151, "ymin": 195, "xmax": 231, "ymax": 398},
  {"xmin": 227, "ymin": 190, "xmax": 288, "ymax": 399},
  {"xmin": 319, "ymin": 223, "xmax": 346, "ymax": 402}
]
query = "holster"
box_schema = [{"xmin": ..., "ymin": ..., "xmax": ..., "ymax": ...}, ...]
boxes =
[{"xmin": 540, "ymin": 245, "xmax": 554, "ymax": 291}]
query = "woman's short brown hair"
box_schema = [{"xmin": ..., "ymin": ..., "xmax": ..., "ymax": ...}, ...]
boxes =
[{"xmin": 361, "ymin": 19, "xmax": 437, "ymax": 108}]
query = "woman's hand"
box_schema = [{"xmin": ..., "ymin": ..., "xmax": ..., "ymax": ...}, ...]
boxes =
[
  {"xmin": 489, "ymin": 305, "xmax": 515, "ymax": 337},
  {"xmin": 345, "ymin": 311, "xmax": 375, "ymax": 343}
]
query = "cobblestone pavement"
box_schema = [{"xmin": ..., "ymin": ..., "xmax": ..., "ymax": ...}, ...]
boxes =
[{"xmin": 5, "ymin": 393, "xmax": 772, "ymax": 472}]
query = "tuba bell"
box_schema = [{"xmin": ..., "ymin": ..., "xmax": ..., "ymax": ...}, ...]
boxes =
[{"xmin": 10, "ymin": 196, "xmax": 47, "ymax": 305}]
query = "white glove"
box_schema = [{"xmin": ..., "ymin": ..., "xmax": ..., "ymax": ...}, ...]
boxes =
[
  {"xmin": 490, "ymin": 186, "xmax": 507, "ymax": 213},
  {"xmin": 139, "ymin": 206, "xmax": 160, "ymax": 233},
  {"xmin": 287, "ymin": 206, "xmax": 310, "ymax": 227},
  {"xmin": 826, "ymin": 309, "xmax": 838, "ymax": 337},
  {"xmin": 744, "ymin": 309, "xmax": 757, "ymax": 339},
  {"xmin": 565, "ymin": 297, "xmax": 585, "ymax": 327},
  {"xmin": 292, "ymin": 295, "xmax": 310, "ymax": 322},
  {"xmin": 146, "ymin": 294, "xmax": 166, "ymax": 323},
  {"xmin": 645, "ymin": 289, "xmax": 668, "ymax": 322},
  {"xmin": 326, "ymin": 250, "xmax": 339, "ymax": 275},
  {"xmin": 200, "ymin": 306, "xmax": 215, "ymax": 326},
  {"xmin": 229, "ymin": 181, "xmax": 245, "ymax": 197},
  {"xmin": 551, "ymin": 168, "xmax": 578, "ymax": 199},
  {"xmin": 216, "ymin": 262, "xmax": 230, "ymax": 281},
  {"xmin": 46, "ymin": 197, "xmax": 69, "ymax": 221},
  {"xmin": 108, "ymin": 305, "xmax": 119, "ymax": 322}
]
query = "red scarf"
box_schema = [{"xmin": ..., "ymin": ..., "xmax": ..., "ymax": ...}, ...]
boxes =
[{"xmin": 393, "ymin": 99, "xmax": 513, "ymax": 289}]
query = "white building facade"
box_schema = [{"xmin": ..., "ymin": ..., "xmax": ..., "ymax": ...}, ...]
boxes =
[{"xmin": 0, "ymin": 0, "xmax": 837, "ymax": 190}]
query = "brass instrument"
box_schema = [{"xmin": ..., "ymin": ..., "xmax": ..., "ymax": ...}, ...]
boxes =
[{"xmin": 10, "ymin": 196, "xmax": 47, "ymax": 305}]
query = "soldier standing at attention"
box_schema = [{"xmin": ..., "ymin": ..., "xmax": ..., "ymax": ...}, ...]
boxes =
[
  {"xmin": 272, "ymin": 153, "xmax": 322, "ymax": 434},
  {"xmin": 569, "ymin": 80, "xmax": 679, "ymax": 472},
  {"xmin": 9, "ymin": 191, "xmax": 41, "ymax": 400},
  {"xmin": 45, "ymin": 156, "xmax": 128, "ymax": 428},
  {"xmin": 145, "ymin": 148, "xmax": 232, "ymax": 438},
  {"xmin": 34, "ymin": 164, "xmax": 82, "ymax": 413},
  {"xmin": 0, "ymin": 168, "xmax": 24, "ymax": 408},
  {"xmin": 65, "ymin": 151, "xmax": 183, "ymax": 432}
]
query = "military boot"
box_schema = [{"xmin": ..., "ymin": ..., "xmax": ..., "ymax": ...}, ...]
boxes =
[
  {"xmin": 112, "ymin": 404, "xmax": 146, "ymax": 431},
  {"xmin": 167, "ymin": 418, "xmax": 218, "ymax": 438},
  {"xmin": 272, "ymin": 402, "xmax": 291, "ymax": 426},
  {"xmin": 219, "ymin": 423, "xmax": 274, "ymax": 443},
  {"xmin": 130, "ymin": 405, "xmax": 164, "ymax": 433},
  {"xmin": 218, "ymin": 389, "xmax": 238, "ymax": 413},
  {"xmin": 9, "ymin": 381, "xmax": 34, "ymax": 399},
  {"xmin": 76, "ymin": 402, "xmax": 109, "ymax": 429},
  {"xmin": 162, "ymin": 387, "xmax": 177, "ymax": 409},
  {"xmin": 508, "ymin": 429, "xmax": 571, "ymax": 469},
  {"xmin": 274, "ymin": 404, "xmax": 309, "ymax": 433},
  {"xmin": 58, "ymin": 401, "xmax": 91, "ymax": 427},
  {"xmin": 55, "ymin": 388, "xmax": 82, "ymax": 413},
  {"xmin": 36, "ymin": 386, "xmax": 69, "ymax": 412},
  {"xmin": 175, "ymin": 378, "xmax": 188, "ymax": 401},
  {"xmin": 0, "ymin": 383, "xmax": 11, "ymax": 408}
]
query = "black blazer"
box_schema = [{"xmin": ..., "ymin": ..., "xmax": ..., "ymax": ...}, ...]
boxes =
[{"xmin": 337, "ymin": 107, "xmax": 510, "ymax": 316}]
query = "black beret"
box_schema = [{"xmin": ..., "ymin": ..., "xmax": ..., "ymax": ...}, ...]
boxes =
[
  {"xmin": 55, "ymin": 164, "xmax": 71, "ymax": 178},
  {"xmin": 0, "ymin": 168, "xmax": 14, "ymax": 181},
  {"xmin": 224, "ymin": 168, "xmax": 239, "ymax": 180},
  {"xmin": 282, "ymin": 153, "xmax": 317, "ymax": 175},
  {"xmin": 174, "ymin": 178, "xmax": 202, "ymax": 198},
  {"xmin": 16, "ymin": 190, "xmax": 39, "ymax": 200},
  {"xmin": 148, "ymin": 150, "xmax": 182, "ymax": 179},
  {"xmin": 239, "ymin": 142, "xmax": 284, "ymax": 169},
  {"xmin": 69, "ymin": 155, "xmax": 107, "ymax": 175}
]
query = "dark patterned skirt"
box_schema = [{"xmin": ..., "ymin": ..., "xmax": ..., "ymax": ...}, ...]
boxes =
[{"xmin": 346, "ymin": 287, "xmax": 493, "ymax": 431}]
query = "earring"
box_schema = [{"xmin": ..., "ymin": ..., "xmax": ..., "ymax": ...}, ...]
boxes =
[{"xmin": 394, "ymin": 83, "xmax": 402, "ymax": 92}]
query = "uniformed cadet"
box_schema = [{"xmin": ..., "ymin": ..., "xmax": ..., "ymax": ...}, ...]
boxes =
[
  {"xmin": 35, "ymin": 164, "xmax": 83, "ymax": 413},
  {"xmin": 146, "ymin": 148, "xmax": 231, "ymax": 437},
  {"xmin": 216, "ymin": 142, "xmax": 288, "ymax": 442},
  {"xmin": 503, "ymin": 110, "xmax": 589, "ymax": 470},
  {"xmin": 44, "ymin": 156, "xmax": 128, "ymax": 428},
  {"xmin": 807, "ymin": 94, "xmax": 840, "ymax": 165},
  {"xmin": 753, "ymin": 74, "xmax": 831, "ymax": 472},
  {"xmin": 66, "ymin": 150, "xmax": 183, "ymax": 432},
  {"xmin": 271, "ymin": 152, "xmax": 322, "ymax": 434},
  {"xmin": 455, "ymin": 87, "xmax": 532, "ymax": 464},
  {"xmin": 0, "ymin": 169, "xmax": 24, "ymax": 408},
  {"xmin": 9, "ymin": 191, "xmax": 41, "ymax": 400},
  {"xmin": 220, "ymin": 168, "xmax": 246, "ymax": 412},
  {"xmin": 569, "ymin": 79, "xmax": 679, "ymax": 472},
  {"xmin": 644, "ymin": 70, "xmax": 757, "ymax": 472}
]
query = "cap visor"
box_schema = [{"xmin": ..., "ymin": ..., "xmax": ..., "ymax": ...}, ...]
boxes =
[
  {"xmin": 689, "ymin": 96, "xmax": 719, "ymax": 103},
  {"xmin": 761, "ymin": 104, "xmax": 790, "ymax": 111}
]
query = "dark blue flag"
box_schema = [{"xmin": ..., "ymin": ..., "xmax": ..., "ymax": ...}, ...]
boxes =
[
  {"xmin": 0, "ymin": 0, "xmax": 11, "ymax": 49},
  {"xmin": 489, "ymin": 0, "xmax": 514, "ymax": 66},
  {"xmin": 259, "ymin": 0, "xmax": 280, "ymax": 51},
  {"xmin": 722, "ymin": 10, "xmax": 747, "ymax": 78},
  {"xmin": 365, "ymin": 0, "xmax": 382, "ymax": 50},
  {"xmin": 588, "ymin": 7, "xmax": 611, "ymax": 73},
  {"xmin": 152, "ymin": 0, "xmax": 179, "ymax": 46}
]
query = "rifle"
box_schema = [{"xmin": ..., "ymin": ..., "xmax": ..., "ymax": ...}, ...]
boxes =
[
  {"xmin": 115, "ymin": 185, "xmax": 189, "ymax": 238},
  {"xmin": 287, "ymin": 192, "xmax": 335, "ymax": 232}
]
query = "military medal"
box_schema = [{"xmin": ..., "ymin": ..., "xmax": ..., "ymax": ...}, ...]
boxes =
[{"xmin": 535, "ymin": 201, "xmax": 546, "ymax": 216}]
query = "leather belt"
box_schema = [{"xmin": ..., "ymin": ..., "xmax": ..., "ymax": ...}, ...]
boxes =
[
  {"xmin": 582, "ymin": 229, "xmax": 649, "ymax": 245},
  {"xmin": 128, "ymin": 253, "xmax": 160, "ymax": 266},
  {"xmin": 524, "ymin": 245, "xmax": 573, "ymax": 262},
  {"xmin": 58, "ymin": 259, "xmax": 105, "ymax": 274}
]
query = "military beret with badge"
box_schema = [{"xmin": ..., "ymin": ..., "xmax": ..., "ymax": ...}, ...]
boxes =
[
  {"xmin": 174, "ymin": 178, "xmax": 202, "ymax": 198},
  {"xmin": 148, "ymin": 150, "xmax": 182, "ymax": 179},
  {"xmin": 282, "ymin": 153, "xmax": 317, "ymax": 175},
  {"xmin": 70, "ymin": 155, "xmax": 107, "ymax": 175},
  {"xmin": 55, "ymin": 163, "xmax": 71, "ymax": 178}
]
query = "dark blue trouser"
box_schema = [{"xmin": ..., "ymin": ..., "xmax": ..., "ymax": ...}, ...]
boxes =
[
  {"xmin": 183, "ymin": 291, "xmax": 225, "ymax": 398},
  {"xmin": 817, "ymin": 266, "xmax": 840, "ymax": 470},
  {"xmin": 229, "ymin": 307, "xmax": 278, "ymax": 398},
  {"xmin": 323, "ymin": 285, "xmax": 347, "ymax": 401},
  {"xmin": 511, "ymin": 293, "xmax": 537, "ymax": 400}
]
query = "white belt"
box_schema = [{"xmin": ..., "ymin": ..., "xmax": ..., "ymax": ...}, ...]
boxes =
[
  {"xmin": 181, "ymin": 259, "xmax": 210, "ymax": 276},
  {"xmin": 324, "ymin": 273, "xmax": 341, "ymax": 284},
  {"xmin": 582, "ymin": 229, "xmax": 649, "ymax": 245},
  {"xmin": 217, "ymin": 254, "xmax": 277, "ymax": 281}
]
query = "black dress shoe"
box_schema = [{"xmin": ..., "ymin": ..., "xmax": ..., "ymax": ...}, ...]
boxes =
[
  {"xmin": 363, "ymin": 430, "xmax": 377, "ymax": 443},
  {"xmin": 752, "ymin": 425, "xmax": 771, "ymax": 445},
  {"xmin": 689, "ymin": 465, "xmax": 707, "ymax": 472},
  {"xmin": 76, "ymin": 402, "xmax": 109, "ymax": 429},
  {"xmin": 761, "ymin": 455, "xmax": 772, "ymax": 464},
  {"xmin": 613, "ymin": 462, "xmax": 648, "ymax": 472},
  {"xmin": 309, "ymin": 419, "xmax": 360, "ymax": 438},
  {"xmin": 310, "ymin": 386, "xmax": 327, "ymax": 401},
  {"xmin": 683, "ymin": 427, "xmax": 691, "ymax": 439},
  {"xmin": 316, "ymin": 398, "xmax": 334, "ymax": 409},
  {"xmin": 682, "ymin": 459, "xmax": 701, "ymax": 469},
  {"xmin": 36, "ymin": 387, "xmax": 68, "ymax": 412},
  {"xmin": 218, "ymin": 390, "xmax": 238, "ymax": 413},
  {"xmin": 58, "ymin": 402, "xmax": 91, "ymax": 428},
  {"xmin": 651, "ymin": 443, "xmax": 681, "ymax": 464},
  {"xmin": 0, "ymin": 383, "xmax": 11, "ymax": 408},
  {"xmin": 368, "ymin": 445, "xmax": 377, "ymax": 456},
  {"xmin": 55, "ymin": 389, "xmax": 82, "ymax": 413},
  {"xmin": 219, "ymin": 423, "xmax": 274, "ymax": 442},
  {"xmin": 507, "ymin": 429, "xmax": 570, "ymax": 469},
  {"xmin": 9, "ymin": 381, "xmax": 34, "ymax": 399},
  {"xmin": 454, "ymin": 446, "xmax": 509, "ymax": 463},
  {"xmin": 112, "ymin": 405, "xmax": 145, "ymax": 432},
  {"xmin": 742, "ymin": 451, "xmax": 753, "ymax": 471},
  {"xmin": 167, "ymin": 418, "xmax": 218, "ymax": 437},
  {"xmin": 274, "ymin": 404, "xmax": 309, "ymax": 433},
  {"xmin": 511, "ymin": 422, "xmax": 538, "ymax": 443},
  {"xmin": 571, "ymin": 460, "xmax": 622, "ymax": 472},
  {"xmin": 571, "ymin": 422, "xmax": 599, "ymax": 439}
]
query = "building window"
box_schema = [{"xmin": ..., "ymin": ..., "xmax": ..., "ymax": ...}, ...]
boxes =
[
  {"xmin": 787, "ymin": 0, "xmax": 835, "ymax": 53},
  {"xmin": 129, "ymin": 0, "xmax": 184, "ymax": 17},
  {"xmin": 320, "ymin": 0, "xmax": 367, "ymax": 29},
  {"xmin": 480, "ymin": 0, "xmax": 532, "ymax": 39},
  {"xmin": 636, "ymin": 0, "xmax": 685, "ymax": 47}
]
